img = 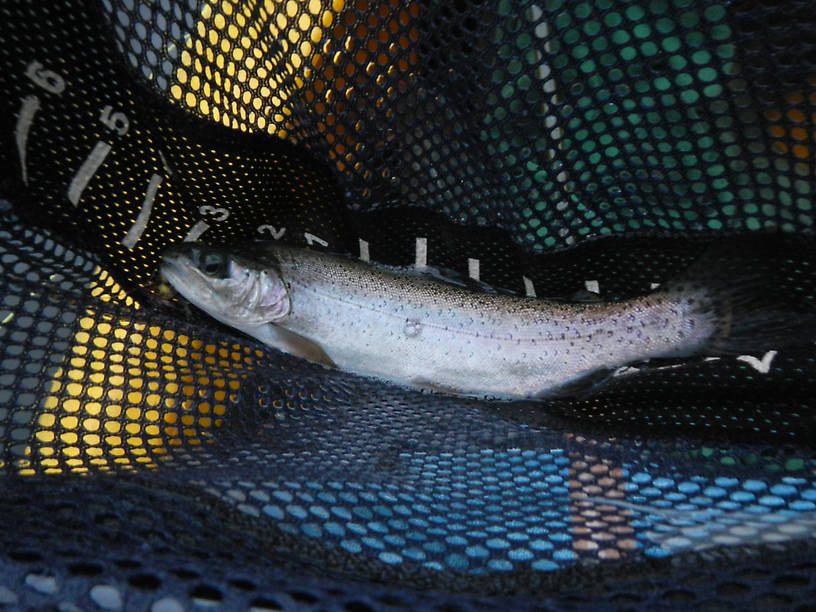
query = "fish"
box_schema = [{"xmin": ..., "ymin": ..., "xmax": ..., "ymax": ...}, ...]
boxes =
[{"xmin": 159, "ymin": 240, "xmax": 812, "ymax": 400}]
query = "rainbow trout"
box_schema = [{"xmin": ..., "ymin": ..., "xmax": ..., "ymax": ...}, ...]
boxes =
[{"xmin": 160, "ymin": 242, "xmax": 800, "ymax": 400}]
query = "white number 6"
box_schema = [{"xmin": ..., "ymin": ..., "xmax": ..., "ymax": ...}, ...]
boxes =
[{"xmin": 25, "ymin": 61, "xmax": 65, "ymax": 94}]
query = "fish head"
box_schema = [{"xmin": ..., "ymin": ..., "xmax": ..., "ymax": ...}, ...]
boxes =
[{"xmin": 161, "ymin": 243, "xmax": 290, "ymax": 327}]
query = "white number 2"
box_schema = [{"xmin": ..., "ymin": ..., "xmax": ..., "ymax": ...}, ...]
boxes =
[{"xmin": 257, "ymin": 225, "xmax": 286, "ymax": 239}]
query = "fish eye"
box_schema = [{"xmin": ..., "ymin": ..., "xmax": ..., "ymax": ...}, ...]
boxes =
[{"xmin": 203, "ymin": 253, "xmax": 224, "ymax": 275}]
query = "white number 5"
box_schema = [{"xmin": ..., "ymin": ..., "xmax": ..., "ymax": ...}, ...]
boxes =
[{"xmin": 99, "ymin": 105, "xmax": 129, "ymax": 136}]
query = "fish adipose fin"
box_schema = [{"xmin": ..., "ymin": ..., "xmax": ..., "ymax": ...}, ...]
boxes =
[{"xmin": 666, "ymin": 236, "xmax": 816, "ymax": 356}]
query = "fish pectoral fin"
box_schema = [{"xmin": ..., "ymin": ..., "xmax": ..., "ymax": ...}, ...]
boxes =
[
  {"xmin": 245, "ymin": 323, "xmax": 337, "ymax": 368},
  {"xmin": 536, "ymin": 368, "xmax": 616, "ymax": 400}
]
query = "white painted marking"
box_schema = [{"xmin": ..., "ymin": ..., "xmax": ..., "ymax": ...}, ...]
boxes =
[
  {"xmin": 523, "ymin": 276, "xmax": 536, "ymax": 298},
  {"xmin": 584, "ymin": 279, "xmax": 600, "ymax": 294},
  {"xmin": 609, "ymin": 352, "xmax": 776, "ymax": 381},
  {"xmin": 257, "ymin": 225, "xmax": 286, "ymax": 239},
  {"xmin": 158, "ymin": 150, "xmax": 173, "ymax": 175},
  {"xmin": 121, "ymin": 173, "xmax": 162, "ymax": 249},
  {"xmin": 67, "ymin": 141, "xmax": 112, "ymax": 206},
  {"xmin": 657, "ymin": 363, "xmax": 686, "ymax": 370},
  {"xmin": 612, "ymin": 366, "xmax": 641, "ymax": 378},
  {"xmin": 99, "ymin": 105, "xmax": 129, "ymax": 136},
  {"xmin": 468, "ymin": 258, "xmax": 480, "ymax": 281},
  {"xmin": 650, "ymin": 282, "xmax": 661, "ymax": 290},
  {"xmin": 25, "ymin": 61, "xmax": 65, "ymax": 94},
  {"xmin": 184, "ymin": 220, "xmax": 209, "ymax": 242},
  {"xmin": 614, "ymin": 361, "xmax": 688, "ymax": 377},
  {"xmin": 304, "ymin": 232, "xmax": 328, "ymax": 247},
  {"xmin": 198, "ymin": 205, "xmax": 229, "ymax": 221},
  {"xmin": 415, "ymin": 237, "xmax": 428, "ymax": 269},
  {"xmin": 737, "ymin": 350, "xmax": 777, "ymax": 374},
  {"xmin": 358, "ymin": 239, "xmax": 370, "ymax": 262},
  {"xmin": 15, "ymin": 95, "xmax": 40, "ymax": 185}
]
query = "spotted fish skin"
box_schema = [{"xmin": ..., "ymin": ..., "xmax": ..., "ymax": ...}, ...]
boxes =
[{"xmin": 162, "ymin": 243, "xmax": 719, "ymax": 400}]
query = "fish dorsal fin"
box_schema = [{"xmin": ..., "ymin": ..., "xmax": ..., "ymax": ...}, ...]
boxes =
[
  {"xmin": 568, "ymin": 288, "xmax": 605, "ymax": 303},
  {"xmin": 245, "ymin": 241, "xmax": 512, "ymax": 295},
  {"xmin": 386, "ymin": 263, "xmax": 504, "ymax": 294}
]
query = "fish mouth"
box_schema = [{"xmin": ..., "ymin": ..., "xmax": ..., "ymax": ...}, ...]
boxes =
[
  {"xmin": 159, "ymin": 252, "xmax": 187, "ymax": 288},
  {"xmin": 160, "ymin": 251, "xmax": 215, "ymax": 310}
]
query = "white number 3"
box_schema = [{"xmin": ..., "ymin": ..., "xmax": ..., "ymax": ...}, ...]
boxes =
[{"xmin": 199, "ymin": 205, "xmax": 229, "ymax": 221}]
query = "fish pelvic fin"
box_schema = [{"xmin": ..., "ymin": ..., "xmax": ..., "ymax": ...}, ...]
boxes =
[{"xmin": 534, "ymin": 368, "xmax": 617, "ymax": 400}]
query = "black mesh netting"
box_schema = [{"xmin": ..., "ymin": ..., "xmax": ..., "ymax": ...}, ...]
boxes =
[{"xmin": 1, "ymin": 0, "xmax": 816, "ymax": 609}]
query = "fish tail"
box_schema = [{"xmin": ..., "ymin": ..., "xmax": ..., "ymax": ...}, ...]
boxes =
[{"xmin": 664, "ymin": 236, "xmax": 816, "ymax": 356}]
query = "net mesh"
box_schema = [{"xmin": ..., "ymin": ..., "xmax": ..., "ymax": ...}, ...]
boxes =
[{"xmin": 1, "ymin": 0, "xmax": 815, "ymax": 609}]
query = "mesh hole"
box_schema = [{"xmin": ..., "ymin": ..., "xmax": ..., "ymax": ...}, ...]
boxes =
[
  {"xmin": 249, "ymin": 597, "xmax": 285, "ymax": 611},
  {"xmin": 67, "ymin": 562, "xmax": 104, "ymax": 577},
  {"xmin": 128, "ymin": 573, "xmax": 162, "ymax": 590},
  {"xmin": 190, "ymin": 584, "xmax": 223, "ymax": 604},
  {"xmin": 9, "ymin": 551, "xmax": 43, "ymax": 563}
]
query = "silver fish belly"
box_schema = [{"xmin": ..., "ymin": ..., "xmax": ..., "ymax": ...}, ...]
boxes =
[{"xmin": 234, "ymin": 246, "xmax": 714, "ymax": 399}]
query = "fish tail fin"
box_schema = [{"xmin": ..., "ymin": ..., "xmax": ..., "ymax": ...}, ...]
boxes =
[{"xmin": 664, "ymin": 236, "xmax": 816, "ymax": 356}]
